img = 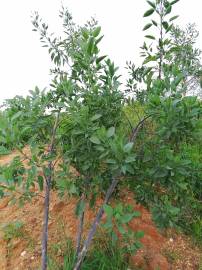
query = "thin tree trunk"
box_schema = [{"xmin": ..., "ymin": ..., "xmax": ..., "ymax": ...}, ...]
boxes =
[
  {"xmin": 75, "ymin": 196, "xmax": 85, "ymax": 259},
  {"xmin": 41, "ymin": 112, "xmax": 60, "ymax": 270},
  {"xmin": 41, "ymin": 173, "xmax": 51, "ymax": 270},
  {"xmin": 73, "ymin": 177, "xmax": 119, "ymax": 270}
]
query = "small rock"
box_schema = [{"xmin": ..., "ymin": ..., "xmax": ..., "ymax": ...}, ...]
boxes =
[{"xmin": 20, "ymin": 250, "xmax": 27, "ymax": 257}]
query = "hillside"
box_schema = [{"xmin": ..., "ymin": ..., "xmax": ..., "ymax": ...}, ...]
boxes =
[{"xmin": 0, "ymin": 150, "xmax": 201, "ymax": 270}]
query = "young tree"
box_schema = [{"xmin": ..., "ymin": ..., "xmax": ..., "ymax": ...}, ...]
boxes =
[
  {"xmin": 1, "ymin": 7, "xmax": 147, "ymax": 270},
  {"xmin": 126, "ymin": 0, "xmax": 182, "ymax": 99},
  {"xmin": 170, "ymin": 23, "xmax": 202, "ymax": 96},
  {"xmin": 126, "ymin": 0, "xmax": 202, "ymax": 100}
]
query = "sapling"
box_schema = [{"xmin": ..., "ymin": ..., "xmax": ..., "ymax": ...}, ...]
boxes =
[
  {"xmin": 32, "ymin": 7, "xmax": 148, "ymax": 269},
  {"xmin": 0, "ymin": 7, "xmax": 149, "ymax": 270}
]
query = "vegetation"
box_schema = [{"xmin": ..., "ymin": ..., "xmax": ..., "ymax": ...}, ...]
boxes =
[{"xmin": 0, "ymin": 0, "xmax": 202, "ymax": 269}]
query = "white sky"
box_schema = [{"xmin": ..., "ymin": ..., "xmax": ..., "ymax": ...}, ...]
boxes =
[{"xmin": 0, "ymin": 0, "xmax": 201, "ymax": 103}]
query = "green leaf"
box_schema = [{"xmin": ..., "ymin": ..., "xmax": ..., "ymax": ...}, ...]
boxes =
[
  {"xmin": 125, "ymin": 164, "xmax": 134, "ymax": 174},
  {"xmin": 143, "ymin": 23, "xmax": 153, "ymax": 31},
  {"xmin": 117, "ymin": 224, "xmax": 125, "ymax": 234},
  {"xmin": 91, "ymin": 114, "xmax": 102, "ymax": 121},
  {"xmin": 103, "ymin": 220, "xmax": 113, "ymax": 230},
  {"xmin": 106, "ymin": 159, "xmax": 116, "ymax": 164},
  {"xmin": 133, "ymin": 211, "xmax": 141, "ymax": 218},
  {"xmin": 169, "ymin": 15, "xmax": 179, "ymax": 22},
  {"xmin": 95, "ymin": 145, "xmax": 105, "ymax": 152},
  {"xmin": 75, "ymin": 199, "xmax": 85, "ymax": 217},
  {"xmin": 0, "ymin": 146, "xmax": 11, "ymax": 156},
  {"xmin": 143, "ymin": 8, "xmax": 155, "ymax": 17},
  {"xmin": 107, "ymin": 127, "xmax": 115, "ymax": 138},
  {"xmin": 146, "ymin": 0, "xmax": 156, "ymax": 8},
  {"xmin": 121, "ymin": 214, "xmax": 134, "ymax": 223},
  {"xmin": 165, "ymin": 4, "xmax": 172, "ymax": 15},
  {"xmin": 82, "ymin": 29, "xmax": 89, "ymax": 40},
  {"xmin": 162, "ymin": 21, "xmax": 169, "ymax": 30},
  {"xmin": 11, "ymin": 111, "xmax": 22, "ymax": 122},
  {"xmin": 69, "ymin": 184, "xmax": 77, "ymax": 194},
  {"xmin": 170, "ymin": 0, "xmax": 180, "ymax": 5},
  {"xmin": 145, "ymin": 35, "xmax": 155, "ymax": 40},
  {"xmin": 135, "ymin": 231, "xmax": 144, "ymax": 238},
  {"xmin": 92, "ymin": 26, "xmax": 101, "ymax": 37},
  {"xmin": 103, "ymin": 204, "xmax": 113, "ymax": 217},
  {"xmin": 89, "ymin": 136, "xmax": 101, "ymax": 144},
  {"xmin": 43, "ymin": 167, "xmax": 52, "ymax": 177},
  {"xmin": 143, "ymin": 55, "xmax": 157, "ymax": 64},
  {"xmin": 96, "ymin": 55, "xmax": 107, "ymax": 64},
  {"xmin": 87, "ymin": 37, "xmax": 94, "ymax": 55},
  {"xmin": 37, "ymin": 175, "xmax": 44, "ymax": 191},
  {"xmin": 165, "ymin": 24, "xmax": 173, "ymax": 33},
  {"xmin": 155, "ymin": 169, "xmax": 168, "ymax": 178},
  {"xmin": 95, "ymin": 35, "xmax": 104, "ymax": 45},
  {"xmin": 125, "ymin": 155, "xmax": 136, "ymax": 163},
  {"xmin": 152, "ymin": 20, "xmax": 158, "ymax": 26},
  {"xmin": 123, "ymin": 142, "xmax": 134, "ymax": 153},
  {"xmin": 174, "ymin": 74, "xmax": 184, "ymax": 86}
]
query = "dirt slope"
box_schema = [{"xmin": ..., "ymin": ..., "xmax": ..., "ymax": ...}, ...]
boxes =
[{"xmin": 0, "ymin": 150, "xmax": 201, "ymax": 270}]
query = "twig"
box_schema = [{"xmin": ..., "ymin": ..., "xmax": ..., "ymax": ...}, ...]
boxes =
[
  {"xmin": 130, "ymin": 114, "xmax": 154, "ymax": 142},
  {"xmin": 0, "ymin": 184, "xmax": 45, "ymax": 199}
]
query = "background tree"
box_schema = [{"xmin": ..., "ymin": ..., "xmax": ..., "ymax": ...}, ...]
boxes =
[
  {"xmin": 126, "ymin": 0, "xmax": 201, "ymax": 100},
  {"xmin": 170, "ymin": 23, "xmax": 202, "ymax": 96}
]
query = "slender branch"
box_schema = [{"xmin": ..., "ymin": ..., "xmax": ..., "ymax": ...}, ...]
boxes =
[
  {"xmin": 0, "ymin": 184, "xmax": 45, "ymax": 199},
  {"xmin": 130, "ymin": 114, "xmax": 154, "ymax": 142},
  {"xmin": 73, "ymin": 177, "xmax": 119, "ymax": 270},
  {"xmin": 16, "ymin": 147, "xmax": 42, "ymax": 169},
  {"xmin": 75, "ymin": 194, "xmax": 85, "ymax": 259}
]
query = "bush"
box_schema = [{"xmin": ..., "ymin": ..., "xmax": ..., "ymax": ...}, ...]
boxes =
[{"xmin": 126, "ymin": 97, "xmax": 202, "ymax": 243}]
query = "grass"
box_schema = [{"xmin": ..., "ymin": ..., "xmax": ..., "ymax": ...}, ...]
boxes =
[
  {"xmin": 48, "ymin": 234, "xmax": 130, "ymax": 270},
  {"xmin": 2, "ymin": 221, "xmax": 25, "ymax": 241}
]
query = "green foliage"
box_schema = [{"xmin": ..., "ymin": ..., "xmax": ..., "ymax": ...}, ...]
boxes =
[
  {"xmin": 123, "ymin": 1, "xmax": 202, "ymax": 243},
  {"xmin": 151, "ymin": 196, "xmax": 180, "ymax": 228},
  {"xmin": 48, "ymin": 237, "xmax": 130, "ymax": 270},
  {"xmin": 81, "ymin": 236, "xmax": 129, "ymax": 270},
  {"xmin": 170, "ymin": 23, "xmax": 202, "ymax": 95},
  {"xmin": 103, "ymin": 203, "xmax": 143, "ymax": 252},
  {"xmin": 1, "ymin": 7, "xmax": 144, "ymax": 269},
  {"xmin": 126, "ymin": 98, "xmax": 202, "ymax": 241},
  {"xmin": 148, "ymin": 95, "xmax": 202, "ymax": 144},
  {"xmin": 2, "ymin": 221, "xmax": 24, "ymax": 241},
  {"xmin": 126, "ymin": 0, "xmax": 202, "ymax": 101},
  {"xmin": 1, "ymin": 1, "xmax": 202, "ymax": 267},
  {"xmin": 0, "ymin": 156, "xmax": 25, "ymax": 198},
  {"xmin": 0, "ymin": 88, "xmax": 52, "ymax": 150},
  {"xmin": 0, "ymin": 145, "xmax": 11, "ymax": 156}
]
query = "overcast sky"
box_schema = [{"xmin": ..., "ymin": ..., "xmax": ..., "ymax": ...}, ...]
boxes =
[{"xmin": 0, "ymin": 0, "xmax": 201, "ymax": 103}]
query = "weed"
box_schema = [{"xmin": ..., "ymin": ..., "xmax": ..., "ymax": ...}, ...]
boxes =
[
  {"xmin": 2, "ymin": 221, "xmax": 25, "ymax": 241},
  {"xmin": 48, "ymin": 234, "xmax": 130, "ymax": 270}
]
